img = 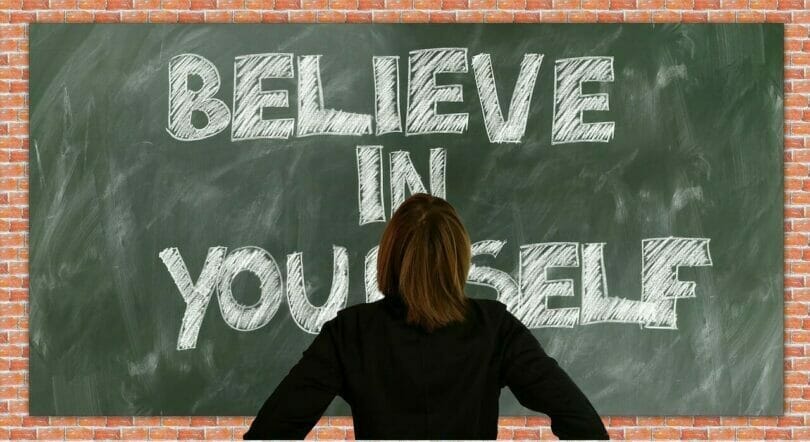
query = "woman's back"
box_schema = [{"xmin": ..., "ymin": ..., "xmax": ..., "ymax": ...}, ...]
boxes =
[
  {"xmin": 338, "ymin": 295, "xmax": 502, "ymax": 439},
  {"xmin": 244, "ymin": 294, "xmax": 609, "ymax": 440},
  {"xmin": 245, "ymin": 193, "xmax": 607, "ymax": 440}
]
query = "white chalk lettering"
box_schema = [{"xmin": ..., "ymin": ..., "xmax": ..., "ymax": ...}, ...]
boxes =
[
  {"xmin": 161, "ymin": 236, "xmax": 714, "ymax": 350},
  {"xmin": 356, "ymin": 145, "xmax": 386, "ymax": 225},
  {"xmin": 232, "ymin": 53, "xmax": 295, "ymax": 140},
  {"xmin": 472, "ymin": 53, "xmax": 543, "ymax": 143},
  {"xmin": 159, "ymin": 247, "xmax": 227, "ymax": 351},
  {"xmin": 297, "ymin": 55, "xmax": 373, "ymax": 137},
  {"xmin": 518, "ymin": 242, "xmax": 580, "ymax": 328},
  {"xmin": 552, "ymin": 56, "xmax": 615, "ymax": 144},
  {"xmin": 286, "ymin": 246, "xmax": 349, "ymax": 334},
  {"xmin": 373, "ymin": 56, "xmax": 402, "ymax": 135},
  {"xmin": 468, "ymin": 240, "xmax": 521, "ymax": 312},
  {"xmin": 580, "ymin": 242, "xmax": 660, "ymax": 325},
  {"xmin": 641, "ymin": 237, "xmax": 713, "ymax": 329},
  {"xmin": 168, "ymin": 51, "xmax": 621, "ymax": 145},
  {"xmin": 167, "ymin": 53, "xmax": 231, "ymax": 141},
  {"xmin": 406, "ymin": 48, "xmax": 469, "ymax": 135},
  {"xmin": 217, "ymin": 247, "xmax": 284, "ymax": 332},
  {"xmin": 390, "ymin": 148, "xmax": 447, "ymax": 214},
  {"xmin": 364, "ymin": 245, "xmax": 384, "ymax": 303}
]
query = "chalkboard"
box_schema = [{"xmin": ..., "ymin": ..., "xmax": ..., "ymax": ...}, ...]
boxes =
[{"xmin": 29, "ymin": 23, "xmax": 784, "ymax": 416}]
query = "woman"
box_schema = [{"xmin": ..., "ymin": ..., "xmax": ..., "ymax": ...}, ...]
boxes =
[{"xmin": 244, "ymin": 193, "xmax": 609, "ymax": 440}]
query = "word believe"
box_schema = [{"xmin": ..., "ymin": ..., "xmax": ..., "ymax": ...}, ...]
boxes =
[{"xmin": 167, "ymin": 50, "xmax": 616, "ymax": 145}]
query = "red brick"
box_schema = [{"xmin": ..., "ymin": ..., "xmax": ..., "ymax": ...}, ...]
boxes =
[
  {"xmin": 22, "ymin": 416, "xmax": 47, "ymax": 426},
  {"xmin": 610, "ymin": 0, "xmax": 635, "ymax": 7},
  {"xmin": 132, "ymin": 417, "xmax": 161, "ymax": 426},
  {"xmin": 525, "ymin": 0, "xmax": 549, "ymax": 7},
  {"xmin": 737, "ymin": 428, "xmax": 765, "ymax": 440},
  {"xmin": 106, "ymin": 0, "xmax": 131, "ymax": 7},
  {"xmin": 149, "ymin": 428, "xmax": 179, "ymax": 440},
  {"xmin": 652, "ymin": 427, "xmax": 680, "ymax": 439},
  {"xmin": 205, "ymin": 428, "xmax": 232, "ymax": 439},
  {"xmin": 187, "ymin": 417, "xmax": 215, "ymax": 426},
  {"xmin": 66, "ymin": 428, "xmax": 94, "ymax": 440},
  {"xmin": 580, "ymin": 0, "xmax": 606, "ymax": 6},
  {"xmin": 682, "ymin": 11, "xmax": 707, "ymax": 21},
  {"xmin": 682, "ymin": 429, "xmax": 708, "ymax": 439},
  {"xmin": 737, "ymin": 11, "xmax": 765, "ymax": 21},
  {"xmin": 651, "ymin": 10, "xmax": 679, "ymax": 21},
  {"xmin": 524, "ymin": 416, "xmax": 550, "ymax": 426},
  {"xmin": 441, "ymin": 0, "xmax": 466, "ymax": 7},
  {"xmin": 149, "ymin": 10, "xmax": 177, "ymax": 20},
  {"xmin": 348, "ymin": 10, "xmax": 373, "ymax": 19},
  {"xmin": 10, "ymin": 429, "xmax": 36, "ymax": 440},
  {"xmin": 259, "ymin": 11, "xmax": 285, "ymax": 22},
  {"xmin": 178, "ymin": 429, "xmax": 205, "ymax": 439},
  {"xmin": 317, "ymin": 427, "xmax": 346, "ymax": 439},
  {"xmin": 93, "ymin": 429, "xmax": 121, "ymax": 440},
  {"xmin": 709, "ymin": 428, "xmax": 736, "ymax": 439},
  {"xmin": 121, "ymin": 428, "xmax": 149, "ymax": 439},
  {"xmin": 289, "ymin": 10, "xmax": 315, "ymax": 20},
  {"xmin": 513, "ymin": 429, "xmax": 541, "ymax": 439},
  {"xmin": 37, "ymin": 428, "xmax": 65, "ymax": 439},
  {"xmin": 568, "ymin": 10, "xmax": 596, "ymax": 21},
  {"xmin": 624, "ymin": 427, "xmax": 651, "ymax": 439},
  {"xmin": 0, "ymin": 415, "xmax": 21, "ymax": 426},
  {"xmin": 796, "ymin": 428, "xmax": 810, "ymax": 440},
  {"xmin": 163, "ymin": 0, "xmax": 190, "ymax": 7},
  {"xmin": 244, "ymin": 0, "xmax": 272, "ymax": 7},
  {"xmin": 665, "ymin": 416, "xmax": 693, "ymax": 426},
  {"xmin": 330, "ymin": 0, "xmax": 356, "ymax": 7},
  {"xmin": 597, "ymin": 11, "xmax": 622, "ymax": 21},
  {"xmin": 400, "ymin": 10, "xmax": 427, "ymax": 20},
  {"xmin": 233, "ymin": 10, "xmax": 260, "ymax": 20},
  {"xmin": 765, "ymin": 429, "xmax": 792, "ymax": 440},
  {"xmin": 778, "ymin": 416, "xmax": 804, "ymax": 426},
  {"xmin": 65, "ymin": 10, "xmax": 92, "ymax": 20},
  {"xmin": 21, "ymin": 0, "xmax": 46, "ymax": 8},
  {"xmin": 497, "ymin": 0, "xmax": 524, "ymax": 7}
]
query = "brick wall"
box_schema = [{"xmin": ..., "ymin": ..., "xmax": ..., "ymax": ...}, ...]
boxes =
[{"xmin": 0, "ymin": 3, "xmax": 805, "ymax": 440}]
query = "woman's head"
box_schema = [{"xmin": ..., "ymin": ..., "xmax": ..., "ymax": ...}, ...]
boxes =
[{"xmin": 377, "ymin": 193, "xmax": 472, "ymax": 332}]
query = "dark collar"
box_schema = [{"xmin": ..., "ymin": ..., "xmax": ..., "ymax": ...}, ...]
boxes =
[{"xmin": 382, "ymin": 294, "xmax": 407, "ymax": 317}]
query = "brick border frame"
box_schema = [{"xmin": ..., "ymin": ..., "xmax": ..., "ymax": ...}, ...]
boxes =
[{"xmin": 0, "ymin": 5, "xmax": 807, "ymax": 440}]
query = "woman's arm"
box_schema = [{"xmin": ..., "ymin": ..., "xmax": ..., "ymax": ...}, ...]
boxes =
[
  {"xmin": 499, "ymin": 310, "xmax": 610, "ymax": 440},
  {"xmin": 243, "ymin": 318, "xmax": 345, "ymax": 440}
]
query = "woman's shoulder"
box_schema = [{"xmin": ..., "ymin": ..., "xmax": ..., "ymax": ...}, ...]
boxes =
[
  {"xmin": 470, "ymin": 297, "xmax": 508, "ymax": 311},
  {"xmin": 467, "ymin": 297, "xmax": 511, "ymax": 322},
  {"xmin": 327, "ymin": 296, "xmax": 512, "ymax": 334}
]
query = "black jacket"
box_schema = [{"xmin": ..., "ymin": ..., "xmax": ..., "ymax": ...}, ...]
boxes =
[{"xmin": 244, "ymin": 295, "xmax": 609, "ymax": 440}]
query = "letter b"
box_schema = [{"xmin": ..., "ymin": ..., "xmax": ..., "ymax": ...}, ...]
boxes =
[{"xmin": 167, "ymin": 54, "xmax": 231, "ymax": 141}]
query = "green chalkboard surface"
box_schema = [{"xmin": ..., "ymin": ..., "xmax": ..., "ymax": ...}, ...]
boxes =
[{"xmin": 30, "ymin": 24, "xmax": 783, "ymax": 416}]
